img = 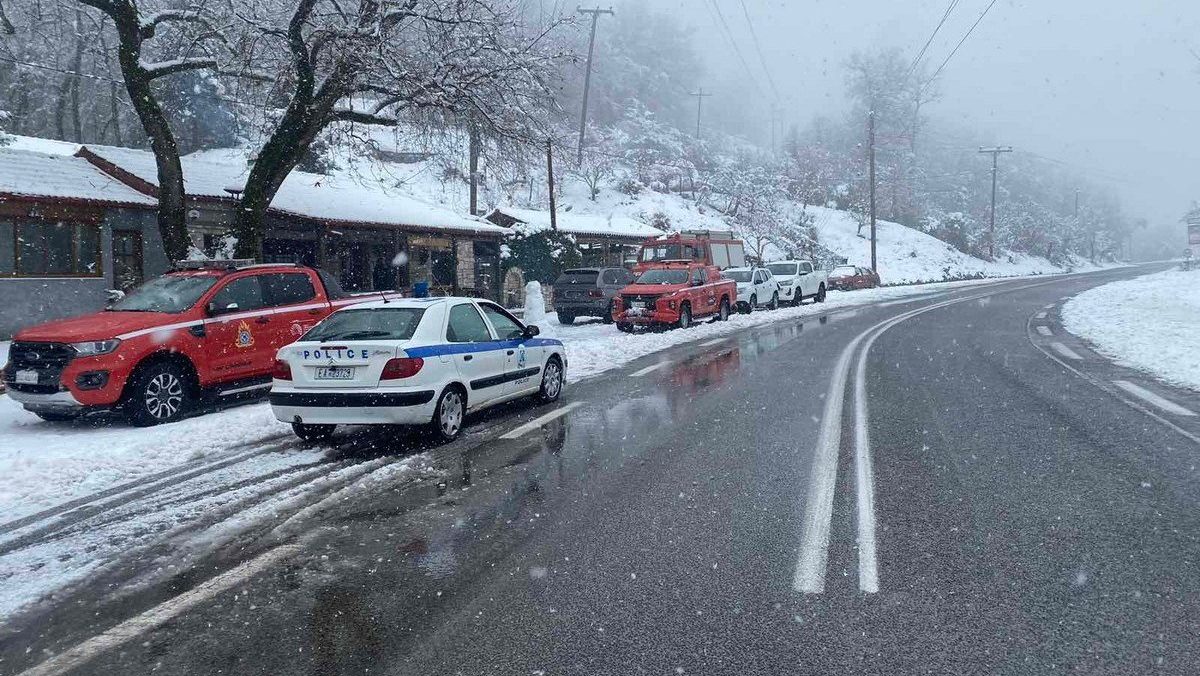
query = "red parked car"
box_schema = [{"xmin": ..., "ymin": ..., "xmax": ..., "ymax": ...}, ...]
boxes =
[
  {"xmin": 828, "ymin": 265, "xmax": 881, "ymax": 291},
  {"xmin": 1, "ymin": 261, "xmax": 372, "ymax": 425}
]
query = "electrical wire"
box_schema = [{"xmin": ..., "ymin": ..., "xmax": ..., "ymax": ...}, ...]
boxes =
[
  {"xmin": 700, "ymin": 0, "xmax": 767, "ymax": 99},
  {"xmin": 905, "ymin": 0, "xmax": 960, "ymax": 80},
  {"xmin": 923, "ymin": 0, "xmax": 1000, "ymax": 89},
  {"xmin": 736, "ymin": 0, "xmax": 780, "ymax": 101}
]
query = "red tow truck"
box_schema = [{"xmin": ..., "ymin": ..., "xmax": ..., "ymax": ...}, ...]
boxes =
[
  {"xmin": 1, "ymin": 261, "xmax": 372, "ymax": 425},
  {"xmin": 612, "ymin": 262, "xmax": 736, "ymax": 331}
]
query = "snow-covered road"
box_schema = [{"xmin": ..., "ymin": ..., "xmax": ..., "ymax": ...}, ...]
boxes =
[
  {"xmin": 0, "ymin": 276, "xmax": 1034, "ymax": 619},
  {"xmin": 1062, "ymin": 267, "xmax": 1200, "ymax": 392}
]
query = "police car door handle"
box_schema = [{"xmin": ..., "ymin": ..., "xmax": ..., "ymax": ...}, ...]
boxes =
[
  {"xmin": 506, "ymin": 350, "xmax": 515, "ymax": 355},
  {"xmin": 462, "ymin": 355, "xmax": 473, "ymax": 362}
]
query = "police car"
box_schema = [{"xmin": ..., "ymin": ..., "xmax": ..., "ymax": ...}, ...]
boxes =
[{"xmin": 269, "ymin": 297, "xmax": 566, "ymax": 442}]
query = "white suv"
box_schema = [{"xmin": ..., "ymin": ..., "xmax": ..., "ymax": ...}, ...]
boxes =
[{"xmin": 724, "ymin": 267, "xmax": 781, "ymax": 313}]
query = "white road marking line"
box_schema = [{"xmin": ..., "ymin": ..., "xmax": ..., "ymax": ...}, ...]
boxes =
[
  {"xmin": 794, "ymin": 277, "xmax": 1074, "ymax": 595},
  {"xmin": 1050, "ymin": 342, "xmax": 1083, "ymax": 360},
  {"xmin": 630, "ymin": 361, "xmax": 672, "ymax": 377},
  {"xmin": 793, "ymin": 330, "xmax": 861, "ymax": 594},
  {"xmin": 699, "ymin": 338, "xmax": 726, "ymax": 347},
  {"xmin": 852, "ymin": 332, "xmax": 883, "ymax": 593},
  {"xmin": 1112, "ymin": 381, "xmax": 1196, "ymax": 417},
  {"xmin": 499, "ymin": 402, "xmax": 584, "ymax": 439},
  {"xmin": 1035, "ymin": 311, "xmax": 1047, "ymax": 319},
  {"xmin": 1036, "ymin": 325, "xmax": 1053, "ymax": 337},
  {"xmin": 17, "ymin": 544, "xmax": 302, "ymax": 676}
]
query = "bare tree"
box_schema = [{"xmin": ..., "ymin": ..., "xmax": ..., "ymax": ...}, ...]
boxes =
[{"xmin": 219, "ymin": 0, "xmax": 568, "ymax": 258}]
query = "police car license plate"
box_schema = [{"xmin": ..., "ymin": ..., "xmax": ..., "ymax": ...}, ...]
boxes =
[
  {"xmin": 315, "ymin": 367, "xmax": 354, "ymax": 380},
  {"xmin": 14, "ymin": 370, "xmax": 38, "ymax": 385},
  {"xmin": 630, "ymin": 301, "xmax": 646, "ymax": 309}
]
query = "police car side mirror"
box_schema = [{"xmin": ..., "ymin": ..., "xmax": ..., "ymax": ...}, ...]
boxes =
[{"xmin": 523, "ymin": 324, "xmax": 540, "ymax": 338}]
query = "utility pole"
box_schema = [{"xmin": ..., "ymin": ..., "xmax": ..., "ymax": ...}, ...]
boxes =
[
  {"xmin": 546, "ymin": 139, "xmax": 558, "ymax": 231},
  {"xmin": 689, "ymin": 88, "xmax": 712, "ymax": 140},
  {"xmin": 576, "ymin": 6, "xmax": 613, "ymax": 165},
  {"xmin": 979, "ymin": 145, "xmax": 1013, "ymax": 259},
  {"xmin": 468, "ymin": 124, "xmax": 480, "ymax": 216},
  {"xmin": 868, "ymin": 110, "xmax": 877, "ymax": 272}
]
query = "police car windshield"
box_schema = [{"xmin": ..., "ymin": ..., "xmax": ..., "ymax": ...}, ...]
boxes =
[
  {"xmin": 303, "ymin": 307, "xmax": 425, "ymax": 342},
  {"xmin": 110, "ymin": 274, "xmax": 218, "ymax": 313},
  {"xmin": 635, "ymin": 269, "xmax": 689, "ymax": 285}
]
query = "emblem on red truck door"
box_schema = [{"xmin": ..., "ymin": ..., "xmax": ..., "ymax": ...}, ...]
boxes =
[{"xmin": 236, "ymin": 320, "xmax": 255, "ymax": 348}]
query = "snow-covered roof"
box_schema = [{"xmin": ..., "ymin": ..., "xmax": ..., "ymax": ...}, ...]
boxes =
[
  {"xmin": 80, "ymin": 144, "xmax": 504, "ymax": 236},
  {"xmin": 0, "ymin": 134, "xmax": 81, "ymax": 157},
  {"xmin": 487, "ymin": 206, "xmax": 661, "ymax": 240},
  {"xmin": 0, "ymin": 147, "xmax": 156, "ymax": 206}
]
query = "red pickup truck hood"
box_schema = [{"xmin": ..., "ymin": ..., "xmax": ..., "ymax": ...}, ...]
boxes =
[
  {"xmin": 14, "ymin": 311, "xmax": 189, "ymax": 342},
  {"xmin": 622, "ymin": 283, "xmax": 688, "ymax": 295}
]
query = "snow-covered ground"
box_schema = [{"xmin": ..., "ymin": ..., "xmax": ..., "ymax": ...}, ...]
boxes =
[{"xmin": 1062, "ymin": 268, "xmax": 1200, "ymax": 392}]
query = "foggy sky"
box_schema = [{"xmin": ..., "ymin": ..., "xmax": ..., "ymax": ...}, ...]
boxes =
[{"xmin": 655, "ymin": 0, "xmax": 1199, "ymax": 238}]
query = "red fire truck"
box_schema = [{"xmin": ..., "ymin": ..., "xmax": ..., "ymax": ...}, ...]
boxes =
[{"xmin": 633, "ymin": 230, "xmax": 747, "ymax": 273}]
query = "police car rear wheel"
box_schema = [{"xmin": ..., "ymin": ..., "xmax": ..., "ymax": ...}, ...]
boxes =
[
  {"xmin": 539, "ymin": 358, "xmax": 564, "ymax": 402},
  {"xmin": 432, "ymin": 387, "xmax": 465, "ymax": 442},
  {"xmin": 292, "ymin": 422, "xmax": 336, "ymax": 441}
]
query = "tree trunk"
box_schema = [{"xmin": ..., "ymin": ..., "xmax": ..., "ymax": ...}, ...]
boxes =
[
  {"xmin": 113, "ymin": 22, "xmax": 191, "ymax": 261},
  {"xmin": 68, "ymin": 11, "xmax": 85, "ymax": 141},
  {"xmin": 233, "ymin": 93, "xmax": 337, "ymax": 260}
]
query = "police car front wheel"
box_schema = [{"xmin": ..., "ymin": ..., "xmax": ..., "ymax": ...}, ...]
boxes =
[{"xmin": 538, "ymin": 357, "xmax": 564, "ymax": 402}]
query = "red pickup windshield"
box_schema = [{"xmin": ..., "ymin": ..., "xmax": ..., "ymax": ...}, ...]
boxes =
[
  {"xmin": 635, "ymin": 269, "xmax": 690, "ymax": 285},
  {"xmin": 109, "ymin": 274, "xmax": 218, "ymax": 313}
]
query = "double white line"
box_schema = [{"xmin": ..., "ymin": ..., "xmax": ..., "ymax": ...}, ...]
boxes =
[{"xmin": 794, "ymin": 281, "xmax": 1061, "ymax": 594}]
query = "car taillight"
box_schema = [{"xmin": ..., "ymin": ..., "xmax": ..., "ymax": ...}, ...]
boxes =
[
  {"xmin": 588, "ymin": 289, "xmax": 603, "ymax": 298},
  {"xmin": 272, "ymin": 359, "xmax": 292, "ymax": 381},
  {"xmin": 381, "ymin": 357, "xmax": 424, "ymax": 380}
]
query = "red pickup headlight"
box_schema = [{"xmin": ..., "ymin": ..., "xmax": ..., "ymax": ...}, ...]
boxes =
[
  {"xmin": 381, "ymin": 357, "xmax": 424, "ymax": 380},
  {"xmin": 272, "ymin": 359, "xmax": 292, "ymax": 381}
]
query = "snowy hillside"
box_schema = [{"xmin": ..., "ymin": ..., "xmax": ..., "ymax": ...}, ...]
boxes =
[{"xmin": 329, "ymin": 135, "xmax": 1104, "ymax": 284}]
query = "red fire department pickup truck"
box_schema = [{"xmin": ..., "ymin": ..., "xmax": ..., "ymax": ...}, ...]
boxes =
[
  {"xmin": 1, "ymin": 261, "xmax": 371, "ymax": 425},
  {"xmin": 612, "ymin": 262, "xmax": 736, "ymax": 331}
]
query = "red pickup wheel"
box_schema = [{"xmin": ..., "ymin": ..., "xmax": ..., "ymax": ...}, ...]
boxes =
[
  {"xmin": 676, "ymin": 303, "xmax": 692, "ymax": 329},
  {"xmin": 123, "ymin": 359, "xmax": 195, "ymax": 426}
]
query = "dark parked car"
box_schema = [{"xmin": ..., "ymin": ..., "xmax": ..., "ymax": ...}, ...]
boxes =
[
  {"xmin": 828, "ymin": 265, "xmax": 881, "ymax": 291},
  {"xmin": 553, "ymin": 267, "xmax": 636, "ymax": 324}
]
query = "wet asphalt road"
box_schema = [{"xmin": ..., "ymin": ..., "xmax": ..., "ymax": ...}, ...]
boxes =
[{"xmin": 8, "ymin": 264, "xmax": 1200, "ymax": 676}]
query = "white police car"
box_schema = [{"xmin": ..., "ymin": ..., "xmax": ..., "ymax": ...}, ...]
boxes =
[{"xmin": 269, "ymin": 297, "xmax": 566, "ymax": 442}]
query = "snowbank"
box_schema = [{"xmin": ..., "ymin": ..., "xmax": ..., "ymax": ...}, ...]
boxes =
[
  {"xmin": 1062, "ymin": 268, "xmax": 1200, "ymax": 392},
  {"xmin": 0, "ymin": 399, "xmax": 290, "ymax": 525}
]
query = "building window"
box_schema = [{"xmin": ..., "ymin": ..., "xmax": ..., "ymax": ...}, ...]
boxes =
[{"xmin": 1, "ymin": 219, "xmax": 102, "ymax": 277}]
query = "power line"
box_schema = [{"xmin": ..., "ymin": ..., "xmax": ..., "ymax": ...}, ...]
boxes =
[
  {"xmin": 735, "ymin": 0, "xmax": 780, "ymax": 101},
  {"xmin": 923, "ymin": 0, "xmax": 1001, "ymax": 89},
  {"xmin": 701, "ymin": 0, "xmax": 766, "ymax": 99},
  {"xmin": 905, "ymin": 0, "xmax": 960, "ymax": 80}
]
